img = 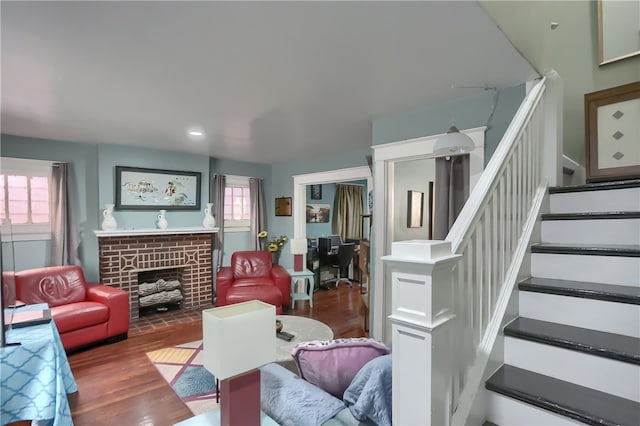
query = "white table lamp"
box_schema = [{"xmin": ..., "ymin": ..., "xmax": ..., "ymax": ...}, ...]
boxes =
[{"xmin": 202, "ymin": 300, "xmax": 276, "ymax": 425}]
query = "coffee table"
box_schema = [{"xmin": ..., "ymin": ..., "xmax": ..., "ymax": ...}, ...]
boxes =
[{"xmin": 275, "ymin": 315, "xmax": 333, "ymax": 362}]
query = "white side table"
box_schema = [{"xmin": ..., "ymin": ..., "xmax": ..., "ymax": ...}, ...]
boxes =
[{"xmin": 287, "ymin": 268, "xmax": 315, "ymax": 309}]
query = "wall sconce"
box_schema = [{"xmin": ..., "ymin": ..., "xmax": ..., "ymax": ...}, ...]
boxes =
[{"xmin": 433, "ymin": 125, "xmax": 475, "ymax": 156}]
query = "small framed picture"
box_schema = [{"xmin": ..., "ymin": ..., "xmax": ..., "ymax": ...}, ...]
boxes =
[
  {"xmin": 275, "ymin": 197, "xmax": 292, "ymax": 216},
  {"xmin": 407, "ymin": 190, "xmax": 424, "ymax": 228},
  {"xmin": 310, "ymin": 184, "xmax": 322, "ymax": 200}
]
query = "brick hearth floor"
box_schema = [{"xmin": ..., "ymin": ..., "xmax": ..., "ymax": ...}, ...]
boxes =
[{"xmin": 128, "ymin": 305, "xmax": 213, "ymax": 336}]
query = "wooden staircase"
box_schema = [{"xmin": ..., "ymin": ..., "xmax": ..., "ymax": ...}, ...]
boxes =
[{"xmin": 484, "ymin": 179, "xmax": 640, "ymax": 425}]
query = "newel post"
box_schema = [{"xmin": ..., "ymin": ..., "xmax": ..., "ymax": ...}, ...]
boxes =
[{"xmin": 382, "ymin": 240, "xmax": 461, "ymax": 426}]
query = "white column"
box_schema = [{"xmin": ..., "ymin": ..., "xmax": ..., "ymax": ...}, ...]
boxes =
[{"xmin": 382, "ymin": 240, "xmax": 460, "ymax": 426}]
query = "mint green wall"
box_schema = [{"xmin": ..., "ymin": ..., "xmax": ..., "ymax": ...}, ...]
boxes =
[{"xmin": 372, "ymin": 84, "xmax": 526, "ymax": 164}]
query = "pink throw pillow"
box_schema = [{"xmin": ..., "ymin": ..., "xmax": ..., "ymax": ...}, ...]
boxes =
[{"xmin": 291, "ymin": 338, "xmax": 390, "ymax": 398}]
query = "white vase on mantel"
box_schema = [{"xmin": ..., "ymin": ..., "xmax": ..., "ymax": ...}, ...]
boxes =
[
  {"xmin": 101, "ymin": 204, "xmax": 117, "ymax": 231},
  {"xmin": 202, "ymin": 203, "xmax": 216, "ymax": 228},
  {"xmin": 156, "ymin": 210, "xmax": 168, "ymax": 229}
]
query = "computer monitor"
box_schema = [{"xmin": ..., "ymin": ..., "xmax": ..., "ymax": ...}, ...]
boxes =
[{"xmin": 328, "ymin": 234, "xmax": 343, "ymax": 250}]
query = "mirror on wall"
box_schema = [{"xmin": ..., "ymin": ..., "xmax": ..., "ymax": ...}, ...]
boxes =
[{"xmin": 598, "ymin": 0, "xmax": 640, "ymax": 65}]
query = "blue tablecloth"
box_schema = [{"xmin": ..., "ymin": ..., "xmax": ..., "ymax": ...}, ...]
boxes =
[{"xmin": 1, "ymin": 303, "xmax": 77, "ymax": 426}]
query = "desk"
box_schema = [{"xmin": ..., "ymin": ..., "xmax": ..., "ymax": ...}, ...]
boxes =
[
  {"xmin": 1, "ymin": 304, "xmax": 78, "ymax": 426},
  {"xmin": 287, "ymin": 268, "xmax": 315, "ymax": 309}
]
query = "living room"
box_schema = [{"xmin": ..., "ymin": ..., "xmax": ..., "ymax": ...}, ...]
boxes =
[{"xmin": 2, "ymin": 1, "xmax": 639, "ymax": 425}]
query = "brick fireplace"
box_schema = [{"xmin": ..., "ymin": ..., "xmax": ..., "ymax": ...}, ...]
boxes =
[{"xmin": 95, "ymin": 228, "xmax": 219, "ymax": 321}]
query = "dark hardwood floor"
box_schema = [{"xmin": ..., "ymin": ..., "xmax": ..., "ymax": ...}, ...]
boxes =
[{"xmin": 67, "ymin": 284, "xmax": 367, "ymax": 426}]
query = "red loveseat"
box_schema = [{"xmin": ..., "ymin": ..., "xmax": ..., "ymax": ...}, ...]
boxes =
[
  {"xmin": 14, "ymin": 265, "xmax": 129, "ymax": 351},
  {"xmin": 216, "ymin": 250, "xmax": 291, "ymax": 314}
]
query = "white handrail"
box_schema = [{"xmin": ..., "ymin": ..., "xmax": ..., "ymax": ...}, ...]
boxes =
[{"xmin": 442, "ymin": 76, "xmax": 553, "ymax": 422}]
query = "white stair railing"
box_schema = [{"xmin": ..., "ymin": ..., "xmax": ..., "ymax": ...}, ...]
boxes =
[
  {"xmin": 446, "ymin": 75, "xmax": 560, "ymax": 424},
  {"xmin": 387, "ymin": 73, "xmax": 562, "ymax": 425}
]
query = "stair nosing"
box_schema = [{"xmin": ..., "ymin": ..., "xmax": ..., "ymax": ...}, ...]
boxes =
[
  {"xmin": 519, "ymin": 277, "xmax": 640, "ymax": 305},
  {"xmin": 486, "ymin": 365, "xmax": 640, "ymax": 426},
  {"xmin": 504, "ymin": 318, "xmax": 640, "ymax": 365},
  {"xmin": 531, "ymin": 243, "xmax": 640, "ymax": 257},
  {"xmin": 541, "ymin": 211, "xmax": 640, "ymax": 221},
  {"xmin": 549, "ymin": 179, "xmax": 640, "ymax": 194}
]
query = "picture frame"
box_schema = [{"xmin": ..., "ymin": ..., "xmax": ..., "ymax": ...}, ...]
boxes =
[
  {"xmin": 585, "ymin": 81, "xmax": 640, "ymax": 182},
  {"xmin": 310, "ymin": 184, "xmax": 322, "ymax": 200},
  {"xmin": 407, "ymin": 190, "xmax": 424, "ymax": 228},
  {"xmin": 115, "ymin": 166, "xmax": 201, "ymax": 210},
  {"xmin": 306, "ymin": 204, "xmax": 330, "ymax": 223},
  {"xmin": 275, "ymin": 197, "xmax": 292, "ymax": 216}
]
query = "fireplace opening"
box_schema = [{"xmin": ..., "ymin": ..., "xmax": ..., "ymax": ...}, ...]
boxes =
[{"xmin": 138, "ymin": 268, "xmax": 184, "ymax": 316}]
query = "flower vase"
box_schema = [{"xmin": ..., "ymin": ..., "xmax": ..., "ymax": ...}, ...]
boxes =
[
  {"xmin": 101, "ymin": 204, "xmax": 117, "ymax": 231},
  {"xmin": 271, "ymin": 250, "xmax": 281, "ymax": 265},
  {"xmin": 156, "ymin": 210, "xmax": 168, "ymax": 229},
  {"xmin": 202, "ymin": 203, "xmax": 216, "ymax": 228}
]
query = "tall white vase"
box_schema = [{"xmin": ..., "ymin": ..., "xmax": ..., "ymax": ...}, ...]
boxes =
[
  {"xmin": 156, "ymin": 209, "xmax": 168, "ymax": 229},
  {"xmin": 202, "ymin": 203, "xmax": 216, "ymax": 228},
  {"xmin": 102, "ymin": 204, "xmax": 117, "ymax": 231}
]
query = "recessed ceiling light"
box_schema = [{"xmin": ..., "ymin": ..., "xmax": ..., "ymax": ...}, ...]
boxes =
[{"xmin": 188, "ymin": 130, "xmax": 204, "ymax": 137}]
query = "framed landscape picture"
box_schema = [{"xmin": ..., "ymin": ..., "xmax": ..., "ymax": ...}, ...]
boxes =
[
  {"xmin": 310, "ymin": 184, "xmax": 322, "ymax": 200},
  {"xmin": 115, "ymin": 166, "xmax": 201, "ymax": 210},
  {"xmin": 306, "ymin": 204, "xmax": 330, "ymax": 223}
]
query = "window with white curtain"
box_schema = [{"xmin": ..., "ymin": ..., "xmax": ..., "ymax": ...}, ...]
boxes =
[
  {"xmin": 223, "ymin": 175, "xmax": 251, "ymax": 230},
  {"xmin": 0, "ymin": 157, "xmax": 53, "ymax": 240}
]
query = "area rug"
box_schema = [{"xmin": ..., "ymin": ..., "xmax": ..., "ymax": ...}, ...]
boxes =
[{"xmin": 146, "ymin": 340, "xmax": 218, "ymax": 416}]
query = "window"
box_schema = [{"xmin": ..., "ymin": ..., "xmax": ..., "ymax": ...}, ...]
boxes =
[
  {"xmin": 224, "ymin": 175, "xmax": 251, "ymax": 230},
  {"xmin": 0, "ymin": 157, "xmax": 53, "ymax": 240}
]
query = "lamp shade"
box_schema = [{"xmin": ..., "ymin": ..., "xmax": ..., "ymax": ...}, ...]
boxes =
[
  {"xmin": 202, "ymin": 300, "xmax": 276, "ymax": 380},
  {"xmin": 433, "ymin": 126, "xmax": 475, "ymax": 156},
  {"xmin": 290, "ymin": 238, "xmax": 308, "ymax": 255}
]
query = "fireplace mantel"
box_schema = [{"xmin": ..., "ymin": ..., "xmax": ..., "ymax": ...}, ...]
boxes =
[{"xmin": 94, "ymin": 227, "xmax": 219, "ymax": 238}]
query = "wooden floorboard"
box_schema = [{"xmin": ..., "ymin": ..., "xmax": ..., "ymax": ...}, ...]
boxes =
[{"xmin": 67, "ymin": 284, "xmax": 367, "ymax": 425}]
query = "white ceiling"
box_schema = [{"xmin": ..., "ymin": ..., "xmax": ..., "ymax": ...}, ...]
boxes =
[{"xmin": 1, "ymin": 1, "xmax": 537, "ymax": 164}]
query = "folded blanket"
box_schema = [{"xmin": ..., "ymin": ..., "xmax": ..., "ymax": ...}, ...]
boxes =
[
  {"xmin": 343, "ymin": 354, "xmax": 392, "ymax": 426},
  {"xmin": 261, "ymin": 363, "xmax": 346, "ymax": 426}
]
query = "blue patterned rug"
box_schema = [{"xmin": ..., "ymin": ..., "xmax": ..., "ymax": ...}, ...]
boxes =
[{"xmin": 146, "ymin": 340, "xmax": 217, "ymax": 415}]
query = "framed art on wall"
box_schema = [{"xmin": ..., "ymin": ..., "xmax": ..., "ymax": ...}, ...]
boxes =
[
  {"xmin": 275, "ymin": 197, "xmax": 292, "ymax": 216},
  {"xmin": 585, "ymin": 81, "xmax": 640, "ymax": 182},
  {"xmin": 310, "ymin": 184, "xmax": 322, "ymax": 200},
  {"xmin": 115, "ymin": 166, "xmax": 201, "ymax": 210}
]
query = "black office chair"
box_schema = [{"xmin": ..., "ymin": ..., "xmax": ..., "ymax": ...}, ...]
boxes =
[{"xmin": 330, "ymin": 243, "xmax": 355, "ymax": 289}]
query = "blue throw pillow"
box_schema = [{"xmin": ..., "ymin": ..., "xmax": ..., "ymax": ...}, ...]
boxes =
[{"xmin": 343, "ymin": 354, "xmax": 392, "ymax": 426}]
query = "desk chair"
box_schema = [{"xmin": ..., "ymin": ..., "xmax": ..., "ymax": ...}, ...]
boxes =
[{"xmin": 330, "ymin": 243, "xmax": 355, "ymax": 289}]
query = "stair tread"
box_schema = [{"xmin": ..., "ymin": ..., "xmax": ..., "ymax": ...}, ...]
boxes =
[
  {"xmin": 549, "ymin": 179, "xmax": 640, "ymax": 193},
  {"xmin": 505, "ymin": 317, "xmax": 640, "ymax": 365},
  {"xmin": 541, "ymin": 211, "xmax": 640, "ymax": 220},
  {"xmin": 531, "ymin": 243, "xmax": 640, "ymax": 257},
  {"xmin": 519, "ymin": 277, "xmax": 640, "ymax": 305},
  {"xmin": 486, "ymin": 365, "xmax": 640, "ymax": 426}
]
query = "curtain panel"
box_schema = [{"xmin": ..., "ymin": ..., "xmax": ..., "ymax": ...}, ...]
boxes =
[
  {"xmin": 211, "ymin": 174, "xmax": 226, "ymax": 273},
  {"xmin": 49, "ymin": 162, "xmax": 80, "ymax": 266},
  {"xmin": 332, "ymin": 184, "xmax": 364, "ymax": 240},
  {"xmin": 433, "ymin": 154, "xmax": 470, "ymax": 240},
  {"xmin": 249, "ymin": 178, "xmax": 266, "ymax": 250}
]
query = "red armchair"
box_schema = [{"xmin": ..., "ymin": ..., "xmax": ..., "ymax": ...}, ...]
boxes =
[
  {"xmin": 14, "ymin": 265, "xmax": 129, "ymax": 351},
  {"xmin": 216, "ymin": 251, "xmax": 291, "ymax": 314}
]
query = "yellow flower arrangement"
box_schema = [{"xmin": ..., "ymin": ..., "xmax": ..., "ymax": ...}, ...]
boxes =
[{"xmin": 257, "ymin": 230, "xmax": 288, "ymax": 253}]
